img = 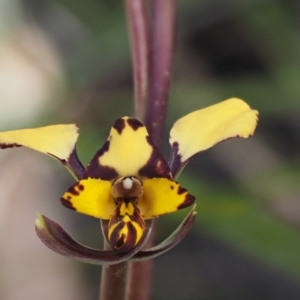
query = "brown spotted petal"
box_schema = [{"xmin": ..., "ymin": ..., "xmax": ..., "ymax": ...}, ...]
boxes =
[
  {"xmin": 35, "ymin": 213, "xmax": 152, "ymax": 265},
  {"xmin": 130, "ymin": 205, "xmax": 197, "ymax": 261}
]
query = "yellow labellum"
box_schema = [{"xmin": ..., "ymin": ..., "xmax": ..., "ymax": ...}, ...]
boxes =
[
  {"xmin": 0, "ymin": 124, "xmax": 79, "ymax": 161},
  {"xmin": 170, "ymin": 98, "xmax": 258, "ymax": 163}
]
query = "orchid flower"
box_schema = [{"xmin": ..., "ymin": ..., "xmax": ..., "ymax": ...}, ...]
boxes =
[{"xmin": 0, "ymin": 98, "xmax": 258, "ymax": 265}]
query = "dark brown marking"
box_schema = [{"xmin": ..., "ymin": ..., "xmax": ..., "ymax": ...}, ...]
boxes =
[
  {"xmin": 177, "ymin": 186, "xmax": 187, "ymax": 195},
  {"xmin": 67, "ymin": 148, "xmax": 85, "ymax": 180},
  {"xmin": 124, "ymin": 221, "xmax": 138, "ymax": 250},
  {"xmin": 47, "ymin": 152, "xmax": 66, "ymax": 164},
  {"xmin": 115, "ymin": 233, "xmax": 126, "ymax": 249},
  {"xmin": 168, "ymin": 142, "xmax": 184, "ymax": 178},
  {"xmin": 109, "ymin": 221, "xmax": 126, "ymax": 249},
  {"xmin": 84, "ymin": 140, "xmax": 119, "ymax": 180},
  {"xmin": 68, "ymin": 183, "xmax": 80, "ymax": 196},
  {"xmin": 0, "ymin": 143, "xmax": 22, "ymax": 149},
  {"xmin": 113, "ymin": 118, "xmax": 126, "ymax": 134},
  {"xmin": 78, "ymin": 184, "xmax": 84, "ymax": 191},
  {"xmin": 127, "ymin": 118, "xmax": 143, "ymax": 131},
  {"xmin": 138, "ymin": 136, "xmax": 171, "ymax": 179},
  {"xmin": 60, "ymin": 197, "xmax": 76, "ymax": 211},
  {"xmin": 177, "ymin": 194, "xmax": 196, "ymax": 210},
  {"xmin": 67, "ymin": 195, "xmax": 71, "ymax": 200},
  {"xmin": 170, "ymin": 185, "xmax": 174, "ymax": 190}
]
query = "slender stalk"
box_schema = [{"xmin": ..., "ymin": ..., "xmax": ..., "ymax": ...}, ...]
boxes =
[
  {"xmin": 99, "ymin": 244, "xmax": 128, "ymax": 300},
  {"xmin": 126, "ymin": 1, "xmax": 177, "ymax": 300},
  {"xmin": 125, "ymin": 0, "xmax": 150, "ymax": 121},
  {"xmin": 144, "ymin": 0, "xmax": 177, "ymax": 147},
  {"xmin": 99, "ymin": 2, "xmax": 150, "ymax": 298}
]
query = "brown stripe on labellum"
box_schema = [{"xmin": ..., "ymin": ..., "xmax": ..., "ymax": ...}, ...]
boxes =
[
  {"xmin": 124, "ymin": 222, "xmax": 139, "ymax": 250},
  {"xmin": 109, "ymin": 221, "xmax": 138, "ymax": 252},
  {"xmin": 109, "ymin": 221, "xmax": 126, "ymax": 249}
]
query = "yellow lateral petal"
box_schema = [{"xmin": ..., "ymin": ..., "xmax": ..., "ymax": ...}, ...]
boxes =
[
  {"xmin": 61, "ymin": 178, "xmax": 115, "ymax": 219},
  {"xmin": 85, "ymin": 117, "xmax": 171, "ymax": 180},
  {"xmin": 0, "ymin": 124, "xmax": 79, "ymax": 161},
  {"xmin": 138, "ymin": 178, "xmax": 195, "ymax": 219},
  {"xmin": 170, "ymin": 98, "xmax": 258, "ymax": 163}
]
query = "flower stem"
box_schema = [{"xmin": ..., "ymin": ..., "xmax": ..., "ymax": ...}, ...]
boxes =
[
  {"xmin": 126, "ymin": 1, "xmax": 177, "ymax": 300},
  {"xmin": 144, "ymin": 0, "xmax": 176, "ymax": 147},
  {"xmin": 99, "ymin": 244, "xmax": 128, "ymax": 300},
  {"xmin": 125, "ymin": 0, "xmax": 150, "ymax": 121}
]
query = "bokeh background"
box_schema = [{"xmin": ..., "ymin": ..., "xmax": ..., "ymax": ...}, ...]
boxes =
[{"xmin": 1, "ymin": 0, "xmax": 300, "ymax": 299}]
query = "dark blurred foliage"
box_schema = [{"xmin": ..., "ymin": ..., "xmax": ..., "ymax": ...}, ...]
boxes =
[{"xmin": 2, "ymin": 0, "xmax": 300, "ymax": 299}]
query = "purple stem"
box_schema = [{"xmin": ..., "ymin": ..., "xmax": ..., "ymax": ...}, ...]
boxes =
[
  {"xmin": 144, "ymin": 0, "xmax": 177, "ymax": 147},
  {"xmin": 126, "ymin": 1, "xmax": 177, "ymax": 300},
  {"xmin": 125, "ymin": 0, "xmax": 150, "ymax": 121},
  {"xmin": 99, "ymin": 244, "xmax": 128, "ymax": 300}
]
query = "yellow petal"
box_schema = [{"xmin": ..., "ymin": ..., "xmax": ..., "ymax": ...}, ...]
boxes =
[
  {"xmin": 85, "ymin": 117, "xmax": 171, "ymax": 180},
  {"xmin": 0, "ymin": 124, "xmax": 79, "ymax": 162},
  {"xmin": 61, "ymin": 178, "xmax": 115, "ymax": 219},
  {"xmin": 138, "ymin": 178, "xmax": 195, "ymax": 219},
  {"xmin": 170, "ymin": 98, "xmax": 258, "ymax": 164}
]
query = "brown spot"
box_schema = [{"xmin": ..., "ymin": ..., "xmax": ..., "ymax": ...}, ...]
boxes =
[
  {"xmin": 169, "ymin": 142, "xmax": 183, "ymax": 178},
  {"xmin": 61, "ymin": 197, "xmax": 76, "ymax": 211},
  {"xmin": 170, "ymin": 185, "xmax": 174, "ymax": 190},
  {"xmin": 113, "ymin": 118, "xmax": 126, "ymax": 134},
  {"xmin": 127, "ymin": 118, "xmax": 143, "ymax": 131},
  {"xmin": 177, "ymin": 186, "xmax": 187, "ymax": 195},
  {"xmin": 68, "ymin": 184, "xmax": 80, "ymax": 196},
  {"xmin": 78, "ymin": 184, "xmax": 84, "ymax": 191},
  {"xmin": 177, "ymin": 194, "xmax": 196, "ymax": 210},
  {"xmin": 67, "ymin": 195, "xmax": 71, "ymax": 200},
  {"xmin": 0, "ymin": 143, "xmax": 22, "ymax": 149},
  {"xmin": 84, "ymin": 140, "xmax": 119, "ymax": 180},
  {"xmin": 138, "ymin": 136, "xmax": 171, "ymax": 179}
]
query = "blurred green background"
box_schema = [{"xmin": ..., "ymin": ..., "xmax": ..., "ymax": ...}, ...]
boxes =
[{"xmin": 0, "ymin": 0, "xmax": 300, "ymax": 299}]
